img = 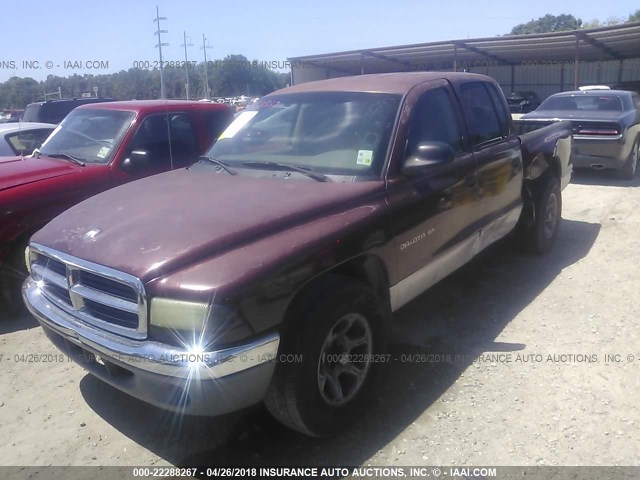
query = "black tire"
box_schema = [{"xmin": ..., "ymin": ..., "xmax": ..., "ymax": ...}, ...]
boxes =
[
  {"xmin": 518, "ymin": 173, "xmax": 562, "ymax": 255},
  {"xmin": 0, "ymin": 243, "xmax": 29, "ymax": 317},
  {"xmin": 264, "ymin": 276, "xmax": 390, "ymax": 437},
  {"xmin": 619, "ymin": 140, "xmax": 638, "ymax": 180}
]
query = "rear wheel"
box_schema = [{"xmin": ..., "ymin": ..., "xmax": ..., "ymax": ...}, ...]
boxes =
[
  {"xmin": 518, "ymin": 173, "xmax": 562, "ymax": 255},
  {"xmin": 619, "ymin": 140, "xmax": 638, "ymax": 180},
  {"xmin": 264, "ymin": 276, "xmax": 389, "ymax": 437}
]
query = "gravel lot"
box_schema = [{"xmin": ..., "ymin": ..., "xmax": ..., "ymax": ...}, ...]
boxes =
[{"xmin": 1, "ymin": 170, "xmax": 639, "ymax": 468}]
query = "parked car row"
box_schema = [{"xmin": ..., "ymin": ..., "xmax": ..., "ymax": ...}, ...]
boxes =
[{"xmin": 12, "ymin": 72, "xmax": 575, "ymax": 437}]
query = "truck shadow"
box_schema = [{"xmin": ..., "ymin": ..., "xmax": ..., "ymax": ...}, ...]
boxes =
[
  {"xmin": 571, "ymin": 169, "xmax": 640, "ymax": 187},
  {"xmin": 0, "ymin": 309, "xmax": 38, "ymax": 335},
  {"xmin": 79, "ymin": 218, "xmax": 601, "ymax": 468}
]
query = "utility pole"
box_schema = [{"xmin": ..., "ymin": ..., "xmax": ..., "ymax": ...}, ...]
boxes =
[
  {"xmin": 201, "ymin": 34, "xmax": 212, "ymax": 99},
  {"xmin": 153, "ymin": 6, "xmax": 169, "ymax": 99},
  {"xmin": 181, "ymin": 31, "xmax": 194, "ymax": 100}
]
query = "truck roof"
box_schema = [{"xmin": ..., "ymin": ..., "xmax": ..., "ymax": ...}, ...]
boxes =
[
  {"xmin": 272, "ymin": 72, "xmax": 494, "ymax": 95},
  {"xmin": 74, "ymin": 99, "xmax": 230, "ymax": 113}
]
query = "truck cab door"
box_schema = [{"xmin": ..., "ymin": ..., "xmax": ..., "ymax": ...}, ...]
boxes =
[
  {"xmin": 387, "ymin": 81, "xmax": 481, "ymax": 311},
  {"xmin": 456, "ymin": 81, "xmax": 523, "ymax": 245}
]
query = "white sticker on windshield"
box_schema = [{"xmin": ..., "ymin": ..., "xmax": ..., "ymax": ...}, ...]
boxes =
[
  {"xmin": 356, "ymin": 150, "xmax": 373, "ymax": 166},
  {"xmin": 218, "ymin": 110, "xmax": 259, "ymax": 139},
  {"xmin": 97, "ymin": 147, "xmax": 110, "ymax": 159}
]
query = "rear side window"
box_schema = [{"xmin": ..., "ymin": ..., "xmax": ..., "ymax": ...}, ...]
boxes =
[
  {"xmin": 459, "ymin": 82, "xmax": 502, "ymax": 146},
  {"xmin": 486, "ymin": 84, "xmax": 510, "ymax": 137},
  {"xmin": 170, "ymin": 114, "xmax": 200, "ymax": 157},
  {"xmin": 407, "ymin": 87, "xmax": 464, "ymax": 154}
]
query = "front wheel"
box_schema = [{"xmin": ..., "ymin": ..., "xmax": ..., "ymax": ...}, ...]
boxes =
[
  {"xmin": 518, "ymin": 173, "xmax": 562, "ymax": 255},
  {"xmin": 264, "ymin": 276, "xmax": 389, "ymax": 437}
]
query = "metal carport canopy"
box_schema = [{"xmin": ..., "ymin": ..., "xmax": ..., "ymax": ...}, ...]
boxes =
[{"xmin": 288, "ymin": 22, "xmax": 640, "ymax": 75}]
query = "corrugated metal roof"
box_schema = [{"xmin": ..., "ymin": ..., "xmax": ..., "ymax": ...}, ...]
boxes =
[{"xmin": 289, "ymin": 22, "xmax": 640, "ymax": 75}]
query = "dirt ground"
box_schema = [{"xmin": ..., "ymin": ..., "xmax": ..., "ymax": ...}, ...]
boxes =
[{"xmin": 1, "ymin": 170, "xmax": 639, "ymax": 469}]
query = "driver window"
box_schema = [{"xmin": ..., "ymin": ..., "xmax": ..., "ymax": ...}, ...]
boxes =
[
  {"xmin": 127, "ymin": 113, "xmax": 199, "ymax": 168},
  {"xmin": 407, "ymin": 88, "xmax": 463, "ymax": 156}
]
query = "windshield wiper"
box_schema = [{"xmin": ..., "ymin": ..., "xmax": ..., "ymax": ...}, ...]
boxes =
[
  {"xmin": 199, "ymin": 156, "xmax": 238, "ymax": 176},
  {"xmin": 44, "ymin": 152, "xmax": 86, "ymax": 166},
  {"xmin": 242, "ymin": 161, "xmax": 331, "ymax": 182}
]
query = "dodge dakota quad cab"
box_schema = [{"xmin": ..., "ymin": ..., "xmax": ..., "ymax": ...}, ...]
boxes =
[
  {"xmin": 23, "ymin": 73, "xmax": 572, "ymax": 437},
  {"xmin": 0, "ymin": 100, "xmax": 233, "ymax": 312}
]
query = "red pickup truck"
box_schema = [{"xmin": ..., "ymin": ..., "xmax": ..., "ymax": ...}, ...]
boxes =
[
  {"xmin": 23, "ymin": 73, "xmax": 572, "ymax": 437},
  {"xmin": 0, "ymin": 100, "xmax": 232, "ymax": 312}
]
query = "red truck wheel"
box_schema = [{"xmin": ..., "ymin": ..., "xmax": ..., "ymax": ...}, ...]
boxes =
[{"xmin": 264, "ymin": 276, "xmax": 389, "ymax": 437}]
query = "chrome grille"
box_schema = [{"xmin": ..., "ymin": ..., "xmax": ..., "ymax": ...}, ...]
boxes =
[{"xmin": 29, "ymin": 243, "xmax": 147, "ymax": 339}]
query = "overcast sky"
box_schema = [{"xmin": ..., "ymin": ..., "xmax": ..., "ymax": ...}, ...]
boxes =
[{"xmin": 1, "ymin": 0, "xmax": 638, "ymax": 81}]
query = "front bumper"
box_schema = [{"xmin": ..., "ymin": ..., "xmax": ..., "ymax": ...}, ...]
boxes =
[{"xmin": 23, "ymin": 277, "xmax": 280, "ymax": 416}]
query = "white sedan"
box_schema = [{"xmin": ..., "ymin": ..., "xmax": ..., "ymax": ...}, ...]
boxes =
[{"xmin": 0, "ymin": 122, "xmax": 56, "ymax": 156}]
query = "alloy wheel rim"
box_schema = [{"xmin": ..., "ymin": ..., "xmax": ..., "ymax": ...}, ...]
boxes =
[{"xmin": 317, "ymin": 313, "xmax": 373, "ymax": 406}]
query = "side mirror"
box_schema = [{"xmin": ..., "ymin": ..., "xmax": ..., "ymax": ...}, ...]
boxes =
[
  {"xmin": 402, "ymin": 141, "xmax": 455, "ymax": 176},
  {"xmin": 121, "ymin": 150, "xmax": 150, "ymax": 172}
]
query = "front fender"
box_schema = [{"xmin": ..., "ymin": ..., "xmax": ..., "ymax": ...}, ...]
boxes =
[{"xmin": 145, "ymin": 201, "xmax": 394, "ymax": 341}]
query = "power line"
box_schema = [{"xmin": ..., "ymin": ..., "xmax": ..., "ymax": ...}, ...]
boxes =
[
  {"xmin": 181, "ymin": 31, "xmax": 194, "ymax": 100},
  {"xmin": 201, "ymin": 34, "xmax": 213, "ymax": 99}
]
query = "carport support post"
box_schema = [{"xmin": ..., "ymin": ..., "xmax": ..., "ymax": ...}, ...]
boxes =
[
  {"xmin": 573, "ymin": 36, "xmax": 580, "ymax": 90},
  {"xmin": 510, "ymin": 65, "xmax": 515, "ymax": 92},
  {"xmin": 618, "ymin": 59, "xmax": 624, "ymax": 84}
]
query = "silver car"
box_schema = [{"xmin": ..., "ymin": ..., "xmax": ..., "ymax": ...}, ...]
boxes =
[
  {"xmin": 0, "ymin": 122, "xmax": 56, "ymax": 157},
  {"xmin": 522, "ymin": 90, "xmax": 640, "ymax": 179}
]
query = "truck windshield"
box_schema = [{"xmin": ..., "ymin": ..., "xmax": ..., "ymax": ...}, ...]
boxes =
[
  {"xmin": 205, "ymin": 92, "xmax": 401, "ymax": 178},
  {"xmin": 39, "ymin": 109, "xmax": 135, "ymax": 164}
]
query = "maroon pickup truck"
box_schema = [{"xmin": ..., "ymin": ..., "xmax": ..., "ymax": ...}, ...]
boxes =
[
  {"xmin": 0, "ymin": 100, "xmax": 232, "ymax": 311},
  {"xmin": 23, "ymin": 73, "xmax": 572, "ymax": 437}
]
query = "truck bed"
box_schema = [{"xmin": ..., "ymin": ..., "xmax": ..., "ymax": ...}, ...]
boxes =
[{"xmin": 515, "ymin": 119, "xmax": 573, "ymax": 190}]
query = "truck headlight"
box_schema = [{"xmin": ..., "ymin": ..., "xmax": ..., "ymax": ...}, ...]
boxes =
[{"xmin": 150, "ymin": 298, "xmax": 210, "ymax": 330}]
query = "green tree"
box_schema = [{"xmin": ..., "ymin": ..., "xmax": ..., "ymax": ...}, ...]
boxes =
[
  {"xmin": 510, "ymin": 14, "xmax": 582, "ymax": 35},
  {"xmin": 629, "ymin": 9, "xmax": 640, "ymax": 22},
  {"xmin": 582, "ymin": 17, "xmax": 624, "ymax": 29},
  {"xmin": 0, "ymin": 54, "xmax": 287, "ymax": 108}
]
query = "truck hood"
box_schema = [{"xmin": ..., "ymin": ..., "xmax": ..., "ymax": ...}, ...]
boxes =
[
  {"xmin": 0, "ymin": 156, "xmax": 79, "ymax": 192},
  {"xmin": 34, "ymin": 168, "xmax": 385, "ymax": 282}
]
